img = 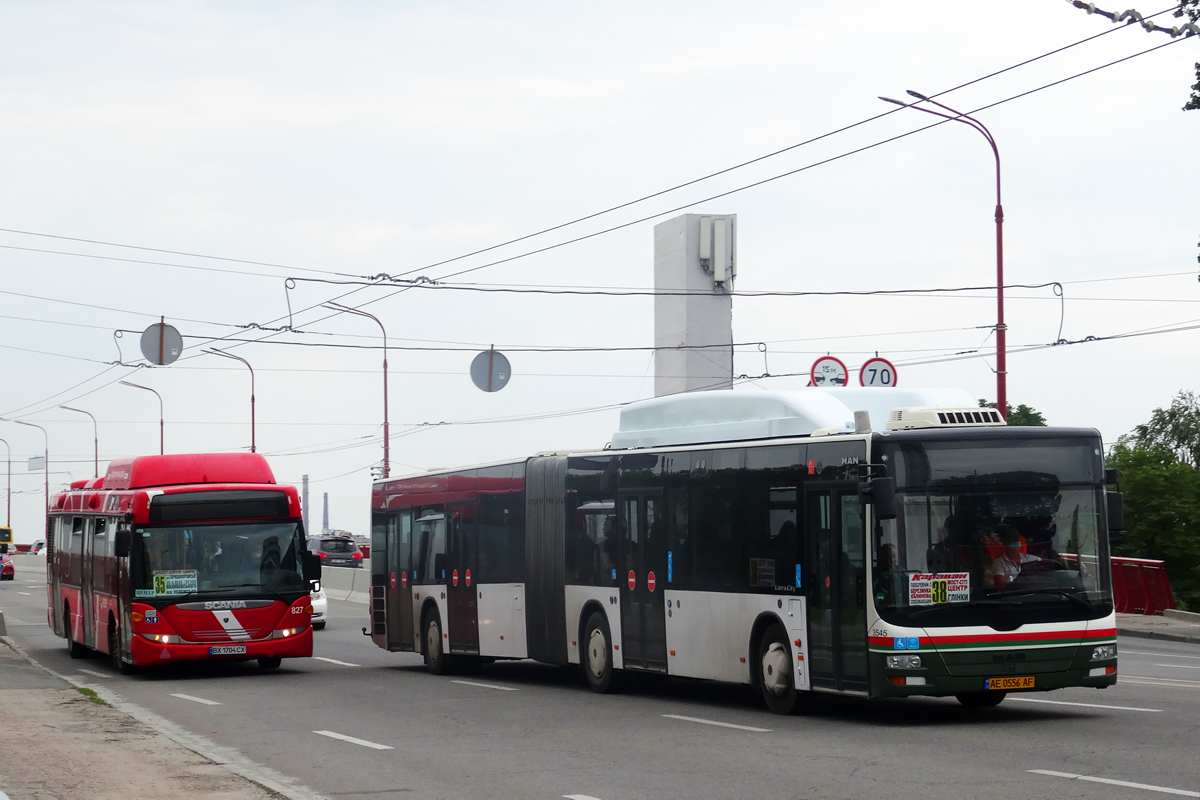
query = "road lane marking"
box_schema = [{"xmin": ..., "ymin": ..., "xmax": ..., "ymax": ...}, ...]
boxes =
[
  {"xmin": 170, "ymin": 693, "xmax": 221, "ymax": 706},
  {"xmin": 16, "ymin": 592, "xmax": 31, "ymax": 596},
  {"xmin": 564, "ymin": 795, "xmax": 603, "ymax": 800},
  {"xmin": 662, "ymin": 714, "xmax": 771, "ymax": 732},
  {"xmin": 313, "ymin": 730, "xmax": 393, "ymax": 750},
  {"xmin": 1006, "ymin": 697, "xmax": 1160, "ymax": 712},
  {"xmin": 78, "ymin": 669, "xmax": 111, "ymax": 679},
  {"xmin": 1122, "ymin": 650, "xmax": 1200, "ymax": 659},
  {"xmin": 1122, "ymin": 675, "xmax": 1200, "ymax": 688},
  {"xmin": 450, "ymin": 679, "xmax": 519, "ymax": 691},
  {"xmin": 1030, "ymin": 769, "xmax": 1200, "ymax": 797},
  {"xmin": 312, "ymin": 656, "xmax": 361, "ymax": 667},
  {"xmin": 1154, "ymin": 663, "xmax": 1200, "ymax": 669}
]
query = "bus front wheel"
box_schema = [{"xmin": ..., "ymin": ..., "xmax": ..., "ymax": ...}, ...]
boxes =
[
  {"xmin": 956, "ymin": 691, "xmax": 1006, "ymax": 708},
  {"xmin": 64, "ymin": 609, "xmax": 86, "ymax": 659},
  {"xmin": 109, "ymin": 618, "xmax": 136, "ymax": 675},
  {"xmin": 582, "ymin": 611, "xmax": 618, "ymax": 694},
  {"xmin": 258, "ymin": 657, "xmax": 282, "ymax": 670},
  {"xmin": 758, "ymin": 622, "xmax": 802, "ymax": 715},
  {"xmin": 424, "ymin": 613, "xmax": 449, "ymax": 675}
]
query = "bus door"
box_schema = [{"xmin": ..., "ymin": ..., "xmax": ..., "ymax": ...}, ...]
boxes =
[
  {"xmin": 49, "ymin": 517, "xmax": 63, "ymax": 637},
  {"xmin": 386, "ymin": 511, "xmax": 415, "ymax": 651},
  {"xmin": 81, "ymin": 517, "xmax": 97, "ymax": 648},
  {"xmin": 805, "ymin": 486, "xmax": 869, "ymax": 693},
  {"xmin": 618, "ymin": 489, "xmax": 668, "ymax": 671},
  {"xmin": 447, "ymin": 503, "xmax": 479, "ymax": 654}
]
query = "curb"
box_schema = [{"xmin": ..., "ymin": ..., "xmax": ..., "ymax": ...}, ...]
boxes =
[
  {"xmin": 0, "ymin": 635, "xmax": 329, "ymax": 800},
  {"xmin": 1116, "ymin": 626, "xmax": 1200, "ymax": 646}
]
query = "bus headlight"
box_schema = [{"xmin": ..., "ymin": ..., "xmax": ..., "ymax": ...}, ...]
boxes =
[
  {"xmin": 141, "ymin": 633, "xmax": 179, "ymax": 644},
  {"xmin": 1092, "ymin": 644, "xmax": 1117, "ymax": 660},
  {"xmin": 886, "ymin": 655, "xmax": 922, "ymax": 669}
]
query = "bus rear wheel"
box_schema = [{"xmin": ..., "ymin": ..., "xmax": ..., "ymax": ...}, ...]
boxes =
[
  {"xmin": 582, "ymin": 611, "xmax": 617, "ymax": 694},
  {"xmin": 956, "ymin": 691, "xmax": 1006, "ymax": 708},
  {"xmin": 64, "ymin": 609, "xmax": 86, "ymax": 659},
  {"xmin": 758, "ymin": 622, "xmax": 802, "ymax": 715},
  {"xmin": 424, "ymin": 613, "xmax": 449, "ymax": 675}
]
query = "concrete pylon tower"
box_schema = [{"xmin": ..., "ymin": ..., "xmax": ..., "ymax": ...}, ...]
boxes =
[
  {"xmin": 654, "ymin": 214, "xmax": 736, "ymax": 397},
  {"xmin": 322, "ymin": 492, "xmax": 329, "ymax": 534}
]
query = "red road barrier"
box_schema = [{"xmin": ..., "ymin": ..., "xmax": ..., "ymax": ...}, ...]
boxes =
[{"xmin": 1111, "ymin": 557, "xmax": 1176, "ymax": 615}]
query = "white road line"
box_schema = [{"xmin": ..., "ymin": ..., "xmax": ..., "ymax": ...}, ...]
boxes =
[
  {"xmin": 1154, "ymin": 663, "xmax": 1200, "ymax": 669},
  {"xmin": 78, "ymin": 669, "xmax": 111, "ymax": 679},
  {"xmin": 1122, "ymin": 650, "xmax": 1200, "ymax": 659},
  {"xmin": 450, "ymin": 679, "xmax": 519, "ymax": 691},
  {"xmin": 16, "ymin": 592, "xmax": 31, "ymax": 596},
  {"xmin": 312, "ymin": 730, "xmax": 393, "ymax": 750},
  {"xmin": 1006, "ymin": 697, "xmax": 1161, "ymax": 712},
  {"xmin": 1030, "ymin": 769, "xmax": 1200, "ymax": 797},
  {"xmin": 170, "ymin": 693, "xmax": 221, "ymax": 706},
  {"xmin": 662, "ymin": 714, "xmax": 772, "ymax": 732},
  {"xmin": 312, "ymin": 656, "xmax": 361, "ymax": 667},
  {"xmin": 564, "ymin": 795, "xmax": 603, "ymax": 800},
  {"xmin": 1123, "ymin": 675, "xmax": 1200, "ymax": 688}
]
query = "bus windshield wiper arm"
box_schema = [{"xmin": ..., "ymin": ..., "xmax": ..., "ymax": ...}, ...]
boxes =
[{"xmin": 993, "ymin": 588, "xmax": 1096, "ymax": 612}]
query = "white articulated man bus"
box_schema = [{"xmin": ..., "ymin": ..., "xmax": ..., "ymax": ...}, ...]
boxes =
[{"xmin": 367, "ymin": 388, "xmax": 1121, "ymax": 713}]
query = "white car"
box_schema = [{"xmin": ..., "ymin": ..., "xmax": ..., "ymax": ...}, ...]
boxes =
[{"xmin": 310, "ymin": 581, "xmax": 328, "ymax": 630}]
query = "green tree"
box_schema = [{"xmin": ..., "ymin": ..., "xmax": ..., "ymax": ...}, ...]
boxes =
[
  {"xmin": 978, "ymin": 400, "xmax": 1047, "ymax": 426},
  {"xmin": 1107, "ymin": 442, "xmax": 1200, "ymax": 611},
  {"xmin": 1128, "ymin": 390, "xmax": 1200, "ymax": 468},
  {"xmin": 1181, "ymin": 1, "xmax": 1200, "ymax": 111}
]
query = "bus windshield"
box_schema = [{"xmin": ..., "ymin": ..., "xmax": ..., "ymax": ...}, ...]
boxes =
[
  {"xmin": 131, "ymin": 521, "xmax": 309, "ymax": 601},
  {"xmin": 873, "ymin": 436, "xmax": 1112, "ymax": 626}
]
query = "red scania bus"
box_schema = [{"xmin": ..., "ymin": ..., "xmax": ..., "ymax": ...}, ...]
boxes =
[{"xmin": 47, "ymin": 453, "xmax": 321, "ymax": 672}]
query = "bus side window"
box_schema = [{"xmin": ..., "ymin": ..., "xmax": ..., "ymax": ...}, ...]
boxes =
[{"xmin": 94, "ymin": 517, "xmax": 109, "ymax": 556}]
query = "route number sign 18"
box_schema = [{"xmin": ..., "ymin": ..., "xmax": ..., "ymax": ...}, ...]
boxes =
[
  {"xmin": 859, "ymin": 357, "xmax": 898, "ymax": 387},
  {"xmin": 810, "ymin": 356, "xmax": 848, "ymax": 387}
]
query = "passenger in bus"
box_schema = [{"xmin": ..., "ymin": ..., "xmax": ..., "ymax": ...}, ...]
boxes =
[{"xmin": 984, "ymin": 527, "xmax": 1044, "ymax": 588}]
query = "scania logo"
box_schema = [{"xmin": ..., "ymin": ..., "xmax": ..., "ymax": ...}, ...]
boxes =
[{"xmin": 203, "ymin": 600, "xmax": 248, "ymax": 610}]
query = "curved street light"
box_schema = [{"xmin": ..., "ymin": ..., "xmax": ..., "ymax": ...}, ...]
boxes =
[
  {"xmin": 205, "ymin": 349, "xmax": 256, "ymax": 453},
  {"xmin": 880, "ymin": 90, "xmax": 1008, "ymax": 419},
  {"xmin": 60, "ymin": 406, "xmax": 98, "ymax": 478},
  {"xmin": 119, "ymin": 381, "xmax": 164, "ymax": 454},
  {"xmin": 323, "ymin": 302, "xmax": 389, "ymax": 478}
]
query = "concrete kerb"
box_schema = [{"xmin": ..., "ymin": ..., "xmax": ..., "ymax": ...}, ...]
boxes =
[{"xmin": 0, "ymin": 635, "xmax": 329, "ymax": 800}]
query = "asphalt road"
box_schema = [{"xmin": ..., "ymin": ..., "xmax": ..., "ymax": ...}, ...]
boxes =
[{"xmin": 2, "ymin": 560, "xmax": 1198, "ymax": 800}]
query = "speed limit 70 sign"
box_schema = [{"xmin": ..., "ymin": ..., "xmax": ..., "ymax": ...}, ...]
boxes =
[{"xmin": 859, "ymin": 357, "xmax": 897, "ymax": 387}]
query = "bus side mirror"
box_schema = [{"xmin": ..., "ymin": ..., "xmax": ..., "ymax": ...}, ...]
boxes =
[
  {"xmin": 0, "ymin": 543, "xmax": 7, "ymax": 555},
  {"xmin": 114, "ymin": 527, "xmax": 132, "ymax": 558},
  {"xmin": 303, "ymin": 550, "xmax": 322, "ymax": 583},
  {"xmin": 1106, "ymin": 491, "xmax": 1125, "ymax": 545},
  {"xmin": 860, "ymin": 477, "xmax": 898, "ymax": 521}
]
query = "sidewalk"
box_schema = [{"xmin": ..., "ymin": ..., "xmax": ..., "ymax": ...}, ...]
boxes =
[
  {"xmin": 0, "ymin": 639, "xmax": 282, "ymax": 800},
  {"xmin": 1116, "ymin": 611, "xmax": 1200, "ymax": 645}
]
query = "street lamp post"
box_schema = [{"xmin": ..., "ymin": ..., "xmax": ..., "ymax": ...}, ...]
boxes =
[
  {"xmin": 323, "ymin": 302, "xmax": 389, "ymax": 478},
  {"xmin": 60, "ymin": 406, "xmax": 99, "ymax": 478},
  {"xmin": 206, "ymin": 349, "xmax": 256, "ymax": 453},
  {"xmin": 880, "ymin": 90, "xmax": 1008, "ymax": 419},
  {"xmin": 119, "ymin": 381, "xmax": 164, "ymax": 454},
  {"xmin": 0, "ymin": 437, "xmax": 10, "ymax": 527},
  {"xmin": 6, "ymin": 421, "xmax": 48, "ymax": 541}
]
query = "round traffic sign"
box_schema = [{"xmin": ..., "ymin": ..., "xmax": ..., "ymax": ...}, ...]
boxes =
[
  {"xmin": 452, "ymin": 569, "xmax": 459, "ymax": 587},
  {"xmin": 465, "ymin": 569, "xmax": 472, "ymax": 587},
  {"xmin": 859, "ymin": 357, "xmax": 898, "ymax": 387},
  {"xmin": 139, "ymin": 322, "xmax": 183, "ymax": 366},
  {"xmin": 627, "ymin": 570, "xmax": 636, "ymax": 591},
  {"xmin": 401, "ymin": 572, "xmax": 408, "ymax": 588},
  {"xmin": 810, "ymin": 356, "xmax": 848, "ymax": 387},
  {"xmin": 390, "ymin": 572, "xmax": 397, "ymax": 589},
  {"xmin": 647, "ymin": 571, "xmax": 656, "ymax": 592},
  {"xmin": 470, "ymin": 349, "xmax": 512, "ymax": 392}
]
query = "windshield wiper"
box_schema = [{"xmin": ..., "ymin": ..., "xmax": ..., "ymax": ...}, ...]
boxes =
[{"xmin": 993, "ymin": 587, "xmax": 1096, "ymax": 612}]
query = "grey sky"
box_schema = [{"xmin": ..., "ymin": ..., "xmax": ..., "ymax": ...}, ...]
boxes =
[{"xmin": 1, "ymin": 1, "xmax": 1196, "ymax": 541}]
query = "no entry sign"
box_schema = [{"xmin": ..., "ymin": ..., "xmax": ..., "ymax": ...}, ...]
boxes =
[
  {"xmin": 390, "ymin": 572, "xmax": 397, "ymax": 589},
  {"xmin": 465, "ymin": 569, "xmax": 472, "ymax": 587},
  {"xmin": 401, "ymin": 572, "xmax": 408, "ymax": 588},
  {"xmin": 452, "ymin": 569, "xmax": 459, "ymax": 587},
  {"xmin": 647, "ymin": 571, "xmax": 657, "ymax": 592},
  {"xmin": 627, "ymin": 570, "xmax": 636, "ymax": 591}
]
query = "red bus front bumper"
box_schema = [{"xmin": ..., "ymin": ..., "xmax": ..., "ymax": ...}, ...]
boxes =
[{"xmin": 130, "ymin": 626, "xmax": 313, "ymax": 666}]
